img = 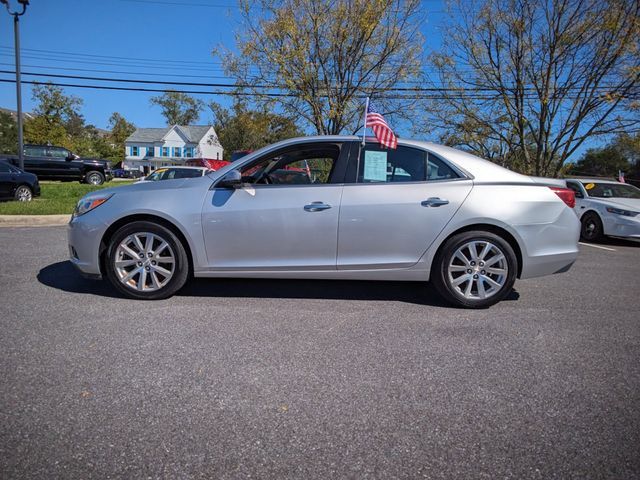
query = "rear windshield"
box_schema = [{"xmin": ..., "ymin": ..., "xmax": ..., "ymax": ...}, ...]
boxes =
[{"xmin": 581, "ymin": 182, "xmax": 640, "ymax": 199}]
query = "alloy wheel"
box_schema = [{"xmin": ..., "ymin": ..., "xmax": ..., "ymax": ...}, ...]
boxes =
[
  {"xmin": 114, "ymin": 232, "xmax": 176, "ymax": 292},
  {"xmin": 447, "ymin": 240, "xmax": 508, "ymax": 300},
  {"xmin": 15, "ymin": 186, "xmax": 32, "ymax": 202}
]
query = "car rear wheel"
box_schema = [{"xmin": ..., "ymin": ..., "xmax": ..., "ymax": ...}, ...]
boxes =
[
  {"xmin": 84, "ymin": 171, "xmax": 105, "ymax": 185},
  {"xmin": 431, "ymin": 231, "xmax": 517, "ymax": 308},
  {"xmin": 580, "ymin": 212, "xmax": 604, "ymax": 242},
  {"xmin": 14, "ymin": 185, "xmax": 33, "ymax": 202},
  {"xmin": 105, "ymin": 221, "xmax": 190, "ymax": 300}
]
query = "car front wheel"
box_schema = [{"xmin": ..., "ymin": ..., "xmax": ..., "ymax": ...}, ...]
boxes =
[
  {"xmin": 432, "ymin": 231, "xmax": 518, "ymax": 308},
  {"xmin": 105, "ymin": 221, "xmax": 190, "ymax": 300},
  {"xmin": 84, "ymin": 171, "xmax": 105, "ymax": 185},
  {"xmin": 580, "ymin": 212, "xmax": 604, "ymax": 242},
  {"xmin": 14, "ymin": 185, "xmax": 33, "ymax": 202}
]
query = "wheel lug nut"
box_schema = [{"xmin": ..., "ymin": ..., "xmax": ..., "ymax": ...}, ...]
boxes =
[
  {"xmin": 467, "ymin": 269, "xmax": 472, "ymax": 274},
  {"xmin": 479, "ymin": 262, "xmax": 484, "ymax": 266},
  {"xmin": 481, "ymin": 270, "xmax": 486, "ymax": 275},
  {"xmin": 151, "ymin": 261, "xmax": 156, "ymax": 266},
  {"xmin": 137, "ymin": 262, "xmax": 142, "ymax": 266},
  {"xmin": 145, "ymin": 266, "xmax": 150, "ymax": 271},
  {"xmin": 147, "ymin": 252, "xmax": 153, "ymax": 257},
  {"xmin": 470, "ymin": 261, "xmax": 475, "ymax": 266},
  {"xmin": 139, "ymin": 253, "xmax": 144, "ymax": 258},
  {"xmin": 473, "ymin": 274, "xmax": 479, "ymax": 279}
]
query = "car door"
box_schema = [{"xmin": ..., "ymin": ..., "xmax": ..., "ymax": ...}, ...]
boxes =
[
  {"xmin": 566, "ymin": 180, "xmax": 588, "ymax": 219},
  {"xmin": 337, "ymin": 142, "xmax": 473, "ymax": 270},
  {"xmin": 201, "ymin": 140, "xmax": 349, "ymax": 270},
  {"xmin": 23, "ymin": 145, "xmax": 47, "ymax": 177},
  {"xmin": 0, "ymin": 162, "xmax": 13, "ymax": 198}
]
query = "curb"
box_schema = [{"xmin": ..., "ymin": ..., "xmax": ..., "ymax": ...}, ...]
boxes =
[{"xmin": 0, "ymin": 215, "xmax": 70, "ymax": 227}]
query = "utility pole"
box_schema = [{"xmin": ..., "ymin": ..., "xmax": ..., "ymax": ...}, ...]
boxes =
[{"xmin": 1, "ymin": 0, "xmax": 29, "ymax": 171}]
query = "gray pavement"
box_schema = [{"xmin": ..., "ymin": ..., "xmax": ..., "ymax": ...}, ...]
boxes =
[{"xmin": 0, "ymin": 226, "xmax": 639, "ymax": 479}]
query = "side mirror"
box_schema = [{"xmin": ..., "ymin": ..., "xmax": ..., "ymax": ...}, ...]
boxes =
[
  {"xmin": 66, "ymin": 153, "xmax": 75, "ymax": 161},
  {"xmin": 216, "ymin": 169, "xmax": 243, "ymax": 189}
]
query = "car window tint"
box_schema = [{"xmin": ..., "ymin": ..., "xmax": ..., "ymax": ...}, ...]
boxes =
[
  {"xmin": 24, "ymin": 146, "xmax": 45, "ymax": 156},
  {"xmin": 566, "ymin": 182, "xmax": 583, "ymax": 197},
  {"xmin": 427, "ymin": 154, "xmax": 459, "ymax": 180},
  {"xmin": 49, "ymin": 148, "xmax": 68, "ymax": 158},
  {"xmin": 175, "ymin": 169, "xmax": 203, "ymax": 178},
  {"xmin": 240, "ymin": 144, "xmax": 340, "ymax": 185},
  {"xmin": 0, "ymin": 162, "xmax": 10, "ymax": 173},
  {"xmin": 582, "ymin": 182, "xmax": 640, "ymax": 199}
]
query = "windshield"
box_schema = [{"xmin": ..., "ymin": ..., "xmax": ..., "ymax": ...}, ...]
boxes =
[
  {"xmin": 145, "ymin": 168, "xmax": 204, "ymax": 181},
  {"xmin": 581, "ymin": 182, "xmax": 640, "ymax": 199}
]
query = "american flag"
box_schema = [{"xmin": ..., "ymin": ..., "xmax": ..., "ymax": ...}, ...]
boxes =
[{"xmin": 366, "ymin": 102, "xmax": 397, "ymax": 149}]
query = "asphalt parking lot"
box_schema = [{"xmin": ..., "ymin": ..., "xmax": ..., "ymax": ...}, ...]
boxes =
[{"xmin": 1, "ymin": 226, "xmax": 639, "ymax": 479}]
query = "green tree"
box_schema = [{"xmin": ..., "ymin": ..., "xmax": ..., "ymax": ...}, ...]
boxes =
[
  {"xmin": 107, "ymin": 112, "xmax": 136, "ymax": 162},
  {"xmin": 427, "ymin": 0, "xmax": 640, "ymax": 176},
  {"xmin": 0, "ymin": 110, "xmax": 17, "ymax": 154},
  {"xmin": 566, "ymin": 132, "xmax": 640, "ymax": 179},
  {"xmin": 210, "ymin": 101, "xmax": 302, "ymax": 155},
  {"xmin": 221, "ymin": 0, "xmax": 424, "ymax": 135},
  {"xmin": 24, "ymin": 83, "xmax": 84, "ymax": 149},
  {"xmin": 150, "ymin": 91, "xmax": 204, "ymax": 125}
]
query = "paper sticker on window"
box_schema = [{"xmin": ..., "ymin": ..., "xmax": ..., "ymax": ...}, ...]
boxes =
[
  {"xmin": 363, "ymin": 150, "xmax": 388, "ymax": 182},
  {"xmin": 585, "ymin": 183, "xmax": 595, "ymax": 190}
]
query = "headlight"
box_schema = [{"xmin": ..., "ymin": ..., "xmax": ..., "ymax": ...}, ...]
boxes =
[
  {"xmin": 606, "ymin": 206, "xmax": 639, "ymax": 217},
  {"xmin": 73, "ymin": 193, "xmax": 113, "ymax": 217}
]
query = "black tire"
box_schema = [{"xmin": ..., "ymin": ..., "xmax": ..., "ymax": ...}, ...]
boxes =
[
  {"xmin": 105, "ymin": 221, "xmax": 190, "ymax": 300},
  {"xmin": 84, "ymin": 171, "xmax": 105, "ymax": 185},
  {"xmin": 431, "ymin": 231, "xmax": 518, "ymax": 308},
  {"xmin": 14, "ymin": 185, "xmax": 33, "ymax": 202},
  {"xmin": 580, "ymin": 212, "xmax": 604, "ymax": 242}
]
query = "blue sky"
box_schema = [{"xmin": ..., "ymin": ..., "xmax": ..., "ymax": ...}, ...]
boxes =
[{"xmin": 0, "ymin": 0, "xmax": 448, "ymax": 131}]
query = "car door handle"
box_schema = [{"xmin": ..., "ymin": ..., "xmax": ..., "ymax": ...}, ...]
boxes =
[
  {"xmin": 421, "ymin": 197, "xmax": 449, "ymax": 207},
  {"xmin": 304, "ymin": 202, "xmax": 332, "ymax": 212}
]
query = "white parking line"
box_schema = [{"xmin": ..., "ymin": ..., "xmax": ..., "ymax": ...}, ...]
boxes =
[{"xmin": 579, "ymin": 242, "xmax": 616, "ymax": 252}]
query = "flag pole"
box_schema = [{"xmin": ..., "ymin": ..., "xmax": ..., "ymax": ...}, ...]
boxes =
[
  {"xmin": 361, "ymin": 96, "xmax": 369, "ymax": 146},
  {"xmin": 356, "ymin": 97, "xmax": 369, "ymax": 182}
]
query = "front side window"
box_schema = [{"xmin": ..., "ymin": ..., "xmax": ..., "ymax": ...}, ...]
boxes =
[
  {"xmin": 239, "ymin": 144, "xmax": 341, "ymax": 186},
  {"xmin": 48, "ymin": 147, "xmax": 69, "ymax": 159},
  {"xmin": 355, "ymin": 144, "xmax": 459, "ymax": 183}
]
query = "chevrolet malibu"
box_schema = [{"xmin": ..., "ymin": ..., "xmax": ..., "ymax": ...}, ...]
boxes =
[{"xmin": 68, "ymin": 136, "xmax": 580, "ymax": 308}]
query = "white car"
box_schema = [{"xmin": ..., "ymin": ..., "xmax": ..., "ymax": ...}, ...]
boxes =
[
  {"xmin": 565, "ymin": 178, "xmax": 640, "ymax": 241},
  {"xmin": 137, "ymin": 166, "xmax": 211, "ymax": 183}
]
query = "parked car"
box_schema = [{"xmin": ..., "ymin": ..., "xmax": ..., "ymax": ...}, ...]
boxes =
[
  {"xmin": 565, "ymin": 178, "xmax": 640, "ymax": 241},
  {"xmin": 0, "ymin": 161, "xmax": 41, "ymax": 201},
  {"xmin": 68, "ymin": 136, "xmax": 580, "ymax": 308},
  {"xmin": 137, "ymin": 166, "xmax": 212, "ymax": 183},
  {"xmin": 0, "ymin": 145, "xmax": 113, "ymax": 185}
]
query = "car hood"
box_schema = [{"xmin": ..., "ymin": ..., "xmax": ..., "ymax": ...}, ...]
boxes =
[
  {"xmin": 589, "ymin": 197, "xmax": 640, "ymax": 211},
  {"xmin": 83, "ymin": 176, "xmax": 211, "ymax": 199}
]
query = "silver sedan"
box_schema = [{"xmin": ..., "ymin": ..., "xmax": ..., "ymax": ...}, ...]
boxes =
[{"xmin": 68, "ymin": 136, "xmax": 580, "ymax": 308}]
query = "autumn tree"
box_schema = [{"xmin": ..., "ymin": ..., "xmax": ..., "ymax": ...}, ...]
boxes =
[
  {"xmin": 221, "ymin": 0, "xmax": 424, "ymax": 135},
  {"xmin": 150, "ymin": 91, "xmax": 204, "ymax": 125},
  {"xmin": 427, "ymin": 0, "xmax": 640, "ymax": 176},
  {"xmin": 209, "ymin": 100, "xmax": 302, "ymax": 155}
]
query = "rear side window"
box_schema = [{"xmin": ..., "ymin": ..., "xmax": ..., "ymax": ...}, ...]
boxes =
[
  {"xmin": 24, "ymin": 146, "xmax": 45, "ymax": 156},
  {"xmin": 356, "ymin": 144, "xmax": 459, "ymax": 183}
]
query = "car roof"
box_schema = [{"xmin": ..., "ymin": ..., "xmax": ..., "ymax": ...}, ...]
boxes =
[{"xmin": 567, "ymin": 178, "xmax": 622, "ymax": 185}]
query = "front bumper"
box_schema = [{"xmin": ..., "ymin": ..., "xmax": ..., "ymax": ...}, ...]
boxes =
[
  {"xmin": 68, "ymin": 214, "xmax": 108, "ymax": 278},
  {"xmin": 604, "ymin": 215, "xmax": 640, "ymax": 239}
]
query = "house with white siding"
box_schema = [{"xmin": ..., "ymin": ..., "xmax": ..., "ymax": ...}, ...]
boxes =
[{"xmin": 123, "ymin": 125, "xmax": 223, "ymax": 173}]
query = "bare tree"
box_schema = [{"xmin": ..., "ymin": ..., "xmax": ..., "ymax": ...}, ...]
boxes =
[
  {"xmin": 427, "ymin": 0, "xmax": 640, "ymax": 176},
  {"xmin": 220, "ymin": 0, "xmax": 424, "ymax": 135}
]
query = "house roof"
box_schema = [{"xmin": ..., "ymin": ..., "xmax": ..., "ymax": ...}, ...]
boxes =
[{"xmin": 126, "ymin": 125, "xmax": 213, "ymax": 143}]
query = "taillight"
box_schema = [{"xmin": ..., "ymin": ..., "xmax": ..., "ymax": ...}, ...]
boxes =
[{"xmin": 549, "ymin": 187, "xmax": 575, "ymax": 209}]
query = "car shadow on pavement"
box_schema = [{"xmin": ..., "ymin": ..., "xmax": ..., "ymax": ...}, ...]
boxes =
[
  {"xmin": 589, "ymin": 237, "xmax": 640, "ymax": 248},
  {"xmin": 38, "ymin": 260, "xmax": 520, "ymax": 307}
]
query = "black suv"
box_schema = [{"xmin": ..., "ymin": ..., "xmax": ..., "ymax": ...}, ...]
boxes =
[{"xmin": 1, "ymin": 145, "xmax": 113, "ymax": 185}]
